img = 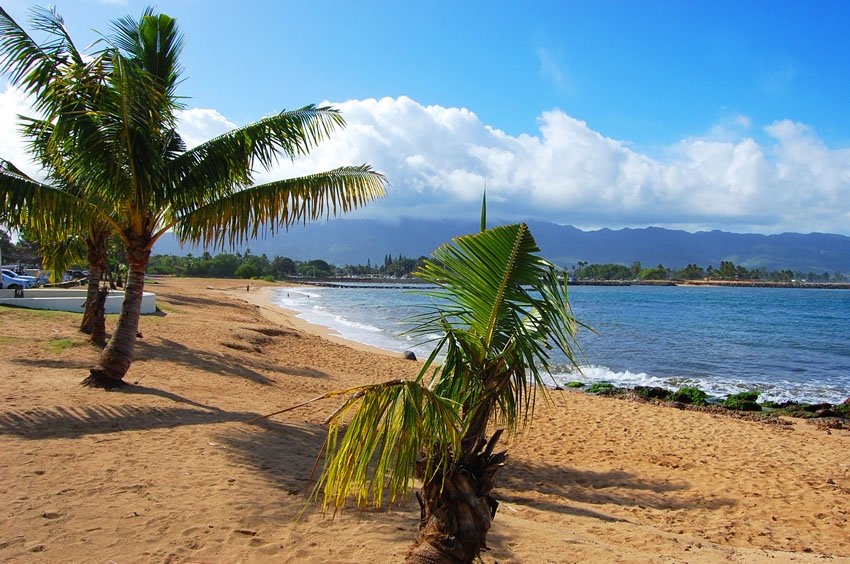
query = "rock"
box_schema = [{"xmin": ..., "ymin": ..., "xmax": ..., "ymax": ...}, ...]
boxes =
[
  {"xmin": 586, "ymin": 382, "xmax": 617, "ymax": 394},
  {"xmin": 633, "ymin": 386, "xmax": 672, "ymax": 400},
  {"xmin": 802, "ymin": 402, "xmax": 834, "ymax": 413},
  {"xmin": 671, "ymin": 386, "xmax": 708, "ymax": 405},
  {"xmin": 403, "ymin": 350, "xmax": 417, "ymax": 361},
  {"xmin": 722, "ymin": 391, "xmax": 762, "ymax": 411}
]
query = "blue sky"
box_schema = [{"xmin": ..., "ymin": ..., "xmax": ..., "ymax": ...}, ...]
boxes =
[{"xmin": 2, "ymin": 0, "xmax": 850, "ymax": 234}]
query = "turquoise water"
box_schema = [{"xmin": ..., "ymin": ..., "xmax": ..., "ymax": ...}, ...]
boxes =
[{"xmin": 272, "ymin": 285, "xmax": 850, "ymax": 404}]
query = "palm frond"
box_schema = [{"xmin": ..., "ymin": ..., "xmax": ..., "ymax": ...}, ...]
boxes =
[
  {"xmin": 166, "ymin": 106, "xmax": 348, "ymax": 205},
  {"xmin": 0, "ymin": 163, "xmax": 110, "ymax": 235},
  {"xmin": 0, "ymin": 7, "xmax": 62, "ymax": 100},
  {"xmin": 39, "ymin": 235, "xmax": 86, "ymax": 281},
  {"xmin": 171, "ymin": 165, "xmax": 386, "ymax": 249},
  {"xmin": 111, "ymin": 10, "xmax": 183, "ymax": 96},
  {"xmin": 408, "ymin": 223, "xmax": 583, "ymax": 439},
  {"xmin": 318, "ymin": 379, "xmax": 461, "ymax": 510}
]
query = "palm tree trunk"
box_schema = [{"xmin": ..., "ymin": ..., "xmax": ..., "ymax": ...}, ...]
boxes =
[
  {"xmin": 407, "ymin": 432, "xmax": 506, "ymax": 563},
  {"xmin": 79, "ymin": 231, "xmax": 108, "ymax": 342},
  {"xmin": 83, "ymin": 238, "xmax": 149, "ymax": 388},
  {"xmin": 89, "ymin": 286, "xmax": 109, "ymax": 347}
]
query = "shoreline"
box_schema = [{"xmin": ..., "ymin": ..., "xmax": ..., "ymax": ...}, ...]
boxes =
[
  {"xmin": 288, "ymin": 277, "xmax": 850, "ymax": 290},
  {"xmin": 230, "ymin": 282, "xmax": 405, "ymax": 359},
  {"xmin": 230, "ymin": 281, "xmax": 849, "ymax": 406}
]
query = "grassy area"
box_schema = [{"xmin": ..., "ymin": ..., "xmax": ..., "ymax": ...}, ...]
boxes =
[
  {"xmin": 47, "ymin": 337, "xmax": 85, "ymax": 353},
  {"xmin": 0, "ymin": 306, "xmax": 79, "ymax": 320}
]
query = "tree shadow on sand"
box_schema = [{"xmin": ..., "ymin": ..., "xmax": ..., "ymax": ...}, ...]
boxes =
[
  {"xmin": 497, "ymin": 458, "xmax": 735, "ymax": 523},
  {"xmin": 214, "ymin": 418, "xmax": 423, "ymax": 540},
  {"xmin": 0, "ymin": 384, "xmax": 255, "ymax": 439},
  {"xmin": 133, "ymin": 337, "xmax": 332, "ymax": 384},
  {"xmin": 157, "ymin": 293, "xmax": 252, "ymax": 312},
  {"xmin": 13, "ymin": 358, "xmax": 94, "ymax": 370}
]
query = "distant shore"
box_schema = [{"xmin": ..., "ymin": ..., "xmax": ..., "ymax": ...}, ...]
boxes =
[{"xmin": 285, "ymin": 276, "xmax": 850, "ymax": 290}]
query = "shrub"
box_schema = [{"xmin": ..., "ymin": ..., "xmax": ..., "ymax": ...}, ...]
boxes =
[{"xmin": 565, "ymin": 381, "xmax": 585, "ymax": 388}]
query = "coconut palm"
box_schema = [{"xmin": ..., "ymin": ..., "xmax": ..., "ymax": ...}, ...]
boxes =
[
  {"xmin": 1, "ymin": 8, "xmax": 386, "ymax": 387},
  {"xmin": 1, "ymin": 147, "xmax": 113, "ymax": 346},
  {"xmin": 315, "ymin": 217, "xmax": 582, "ymax": 562},
  {"xmin": 0, "ymin": 7, "xmax": 115, "ymax": 342}
]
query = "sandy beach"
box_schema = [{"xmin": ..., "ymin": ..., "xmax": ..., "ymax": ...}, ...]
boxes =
[{"xmin": 0, "ymin": 277, "xmax": 848, "ymax": 563}]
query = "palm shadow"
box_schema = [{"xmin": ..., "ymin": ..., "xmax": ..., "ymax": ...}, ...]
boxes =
[
  {"xmin": 0, "ymin": 383, "xmax": 256, "ymax": 439},
  {"xmin": 497, "ymin": 458, "xmax": 734, "ymax": 522},
  {"xmin": 157, "ymin": 293, "xmax": 249, "ymax": 312},
  {"xmin": 214, "ymin": 417, "xmax": 422, "ymax": 534},
  {"xmin": 133, "ymin": 337, "xmax": 331, "ymax": 384}
]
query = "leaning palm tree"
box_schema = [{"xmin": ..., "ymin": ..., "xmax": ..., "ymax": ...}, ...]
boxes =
[
  {"xmin": 315, "ymin": 217, "xmax": 582, "ymax": 562},
  {"xmin": 1, "ymin": 7, "xmax": 386, "ymax": 388}
]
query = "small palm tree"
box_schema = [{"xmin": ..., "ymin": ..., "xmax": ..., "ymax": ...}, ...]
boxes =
[
  {"xmin": 0, "ymin": 7, "xmax": 387, "ymax": 387},
  {"xmin": 316, "ymin": 214, "xmax": 582, "ymax": 562}
]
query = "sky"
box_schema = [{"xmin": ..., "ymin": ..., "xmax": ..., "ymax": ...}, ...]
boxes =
[{"xmin": 2, "ymin": 0, "xmax": 850, "ymax": 234}]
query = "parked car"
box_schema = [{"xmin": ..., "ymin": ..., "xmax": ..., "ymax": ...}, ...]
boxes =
[
  {"xmin": 63, "ymin": 269, "xmax": 85, "ymax": 282},
  {"xmin": 1, "ymin": 270, "xmax": 37, "ymax": 290}
]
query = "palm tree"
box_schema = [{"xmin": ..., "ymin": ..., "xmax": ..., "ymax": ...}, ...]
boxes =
[
  {"xmin": 1, "ymin": 8, "xmax": 387, "ymax": 387},
  {"xmin": 0, "ymin": 7, "xmax": 114, "ymax": 343},
  {"xmin": 1, "ymin": 154, "xmax": 113, "ymax": 346},
  {"xmin": 315, "ymin": 216, "xmax": 583, "ymax": 562}
]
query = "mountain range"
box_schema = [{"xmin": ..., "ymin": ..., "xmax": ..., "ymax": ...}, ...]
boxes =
[{"xmin": 153, "ymin": 219, "xmax": 850, "ymax": 273}]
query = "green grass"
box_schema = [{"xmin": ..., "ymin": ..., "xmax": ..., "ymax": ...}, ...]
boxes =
[
  {"xmin": 0, "ymin": 306, "xmax": 78, "ymax": 320},
  {"xmin": 156, "ymin": 302, "xmax": 184, "ymax": 314},
  {"xmin": 48, "ymin": 338, "xmax": 84, "ymax": 352}
]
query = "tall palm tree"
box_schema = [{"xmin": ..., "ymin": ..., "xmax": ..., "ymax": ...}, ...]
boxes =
[
  {"xmin": 315, "ymin": 217, "xmax": 583, "ymax": 562},
  {"xmin": 1, "ymin": 8, "xmax": 387, "ymax": 388}
]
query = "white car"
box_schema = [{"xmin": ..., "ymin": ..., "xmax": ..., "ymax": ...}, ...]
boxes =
[{"xmin": 1, "ymin": 269, "xmax": 38, "ymax": 289}]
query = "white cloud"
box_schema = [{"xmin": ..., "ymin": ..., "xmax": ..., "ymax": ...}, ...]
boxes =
[
  {"xmin": 176, "ymin": 108, "xmax": 237, "ymax": 149},
  {"xmin": 2, "ymin": 84, "xmax": 850, "ymax": 235},
  {"xmin": 254, "ymin": 96, "xmax": 850, "ymax": 234},
  {"xmin": 0, "ymin": 84, "xmax": 42, "ymax": 179}
]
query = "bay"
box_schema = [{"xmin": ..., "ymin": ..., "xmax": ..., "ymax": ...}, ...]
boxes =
[{"xmin": 272, "ymin": 284, "xmax": 850, "ymax": 404}]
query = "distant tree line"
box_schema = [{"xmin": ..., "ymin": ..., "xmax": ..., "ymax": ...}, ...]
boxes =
[
  {"xmin": 145, "ymin": 251, "xmax": 429, "ymax": 280},
  {"xmin": 8, "ymin": 233, "xmax": 848, "ymax": 284},
  {"xmin": 571, "ymin": 260, "xmax": 849, "ymax": 282}
]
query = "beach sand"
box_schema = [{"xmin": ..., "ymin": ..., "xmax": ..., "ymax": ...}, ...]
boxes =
[{"xmin": 0, "ymin": 277, "xmax": 848, "ymax": 562}]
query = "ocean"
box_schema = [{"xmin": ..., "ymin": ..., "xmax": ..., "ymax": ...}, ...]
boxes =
[{"xmin": 271, "ymin": 284, "xmax": 850, "ymax": 404}]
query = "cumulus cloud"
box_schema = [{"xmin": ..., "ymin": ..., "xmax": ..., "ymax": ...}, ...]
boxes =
[
  {"xmin": 2, "ymin": 83, "xmax": 849, "ymax": 234},
  {"xmin": 254, "ymin": 96, "xmax": 850, "ymax": 234},
  {"xmin": 176, "ymin": 108, "xmax": 237, "ymax": 149}
]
